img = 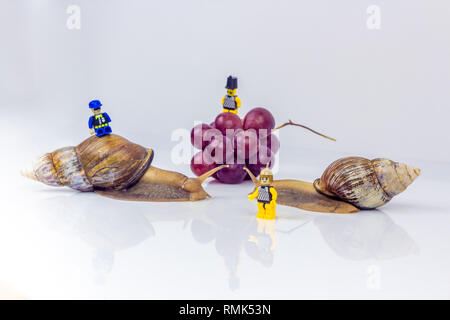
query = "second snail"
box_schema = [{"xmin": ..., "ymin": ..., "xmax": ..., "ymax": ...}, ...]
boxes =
[{"xmin": 244, "ymin": 155, "xmax": 420, "ymax": 216}]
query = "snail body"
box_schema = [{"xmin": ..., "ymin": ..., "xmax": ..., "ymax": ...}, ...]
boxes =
[
  {"xmin": 22, "ymin": 134, "xmax": 224, "ymax": 202},
  {"xmin": 313, "ymin": 157, "xmax": 421, "ymax": 209}
]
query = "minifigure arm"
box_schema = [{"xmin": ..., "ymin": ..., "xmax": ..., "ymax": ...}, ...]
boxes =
[
  {"xmin": 88, "ymin": 116, "xmax": 94, "ymax": 129},
  {"xmin": 270, "ymin": 188, "xmax": 277, "ymax": 202},
  {"xmin": 103, "ymin": 113, "xmax": 111, "ymax": 122},
  {"xmin": 248, "ymin": 188, "xmax": 259, "ymax": 201},
  {"xmin": 221, "ymin": 95, "xmax": 225, "ymax": 105},
  {"xmin": 235, "ymin": 96, "xmax": 242, "ymax": 108}
]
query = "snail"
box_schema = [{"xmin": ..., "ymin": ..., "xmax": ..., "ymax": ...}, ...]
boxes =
[
  {"xmin": 21, "ymin": 134, "xmax": 226, "ymax": 202},
  {"xmin": 244, "ymin": 156, "xmax": 420, "ymax": 214},
  {"xmin": 313, "ymin": 157, "xmax": 421, "ymax": 209},
  {"xmin": 244, "ymin": 168, "xmax": 360, "ymax": 214}
]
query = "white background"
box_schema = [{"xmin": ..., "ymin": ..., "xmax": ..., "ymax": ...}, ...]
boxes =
[{"xmin": 0, "ymin": 0, "xmax": 449, "ymax": 299}]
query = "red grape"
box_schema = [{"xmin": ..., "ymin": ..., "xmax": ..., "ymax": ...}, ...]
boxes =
[
  {"xmin": 190, "ymin": 108, "xmax": 279, "ymax": 184},
  {"xmin": 245, "ymin": 163, "xmax": 262, "ymax": 179},
  {"xmin": 214, "ymin": 112, "xmax": 242, "ymax": 136},
  {"xmin": 258, "ymin": 133, "xmax": 280, "ymax": 154},
  {"xmin": 190, "ymin": 151, "xmax": 216, "ymax": 176},
  {"xmin": 258, "ymin": 145, "xmax": 275, "ymax": 167},
  {"xmin": 191, "ymin": 123, "xmax": 213, "ymax": 150},
  {"xmin": 247, "ymin": 145, "xmax": 275, "ymax": 167},
  {"xmin": 216, "ymin": 163, "xmax": 247, "ymax": 184},
  {"xmin": 268, "ymin": 134, "xmax": 280, "ymax": 154},
  {"xmin": 233, "ymin": 129, "xmax": 259, "ymax": 161},
  {"xmin": 243, "ymin": 107, "xmax": 275, "ymax": 134},
  {"xmin": 204, "ymin": 134, "xmax": 234, "ymax": 165}
]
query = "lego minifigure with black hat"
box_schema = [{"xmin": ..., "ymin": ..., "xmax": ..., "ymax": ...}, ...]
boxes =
[
  {"xmin": 221, "ymin": 75, "xmax": 242, "ymax": 114},
  {"xmin": 88, "ymin": 100, "xmax": 112, "ymax": 137}
]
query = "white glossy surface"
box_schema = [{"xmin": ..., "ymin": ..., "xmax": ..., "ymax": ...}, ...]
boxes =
[
  {"xmin": 1, "ymin": 0, "xmax": 450, "ymax": 299},
  {"xmin": 1, "ymin": 130, "xmax": 449, "ymax": 299}
]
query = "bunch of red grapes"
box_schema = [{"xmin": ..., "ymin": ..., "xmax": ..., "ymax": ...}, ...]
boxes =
[{"xmin": 190, "ymin": 107, "xmax": 280, "ymax": 184}]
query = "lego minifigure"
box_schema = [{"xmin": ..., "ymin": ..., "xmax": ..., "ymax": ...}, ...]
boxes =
[
  {"xmin": 248, "ymin": 166, "xmax": 277, "ymax": 220},
  {"xmin": 88, "ymin": 100, "xmax": 112, "ymax": 137},
  {"xmin": 221, "ymin": 75, "xmax": 241, "ymax": 114}
]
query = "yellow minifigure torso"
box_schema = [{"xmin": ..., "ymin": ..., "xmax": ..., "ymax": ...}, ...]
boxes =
[{"xmin": 221, "ymin": 88, "xmax": 241, "ymax": 114}]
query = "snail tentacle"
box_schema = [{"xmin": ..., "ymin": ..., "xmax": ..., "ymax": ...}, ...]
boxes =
[
  {"xmin": 243, "ymin": 167, "xmax": 259, "ymax": 186},
  {"xmin": 197, "ymin": 165, "xmax": 229, "ymax": 183}
]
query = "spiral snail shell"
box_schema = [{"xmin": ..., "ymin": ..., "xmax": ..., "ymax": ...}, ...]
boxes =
[
  {"xmin": 22, "ymin": 134, "xmax": 225, "ymax": 202},
  {"xmin": 313, "ymin": 157, "xmax": 421, "ymax": 209}
]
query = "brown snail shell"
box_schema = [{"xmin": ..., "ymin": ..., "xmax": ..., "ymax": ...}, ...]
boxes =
[
  {"xmin": 313, "ymin": 157, "xmax": 421, "ymax": 209},
  {"xmin": 22, "ymin": 134, "xmax": 225, "ymax": 202}
]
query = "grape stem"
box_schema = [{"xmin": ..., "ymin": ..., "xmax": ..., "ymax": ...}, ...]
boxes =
[{"xmin": 274, "ymin": 120, "xmax": 336, "ymax": 141}]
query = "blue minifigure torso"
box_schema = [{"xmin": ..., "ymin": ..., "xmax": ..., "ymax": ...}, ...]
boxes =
[{"xmin": 89, "ymin": 112, "xmax": 112, "ymax": 137}]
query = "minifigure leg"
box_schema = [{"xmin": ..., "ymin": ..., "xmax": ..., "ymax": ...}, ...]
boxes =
[
  {"xmin": 95, "ymin": 128, "xmax": 105, "ymax": 137},
  {"xmin": 104, "ymin": 126, "xmax": 112, "ymax": 134},
  {"xmin": 265, "ymin": 207, "xmax": 276, "ymax": 220},
  {"xmin": 256, "ymin": 202, "xmax": 266, "ymax": 219},
  {"xmin": 222, "ymin": 108, "xmax": 238, "ymax": 114},
  {"xmin": 264, "ymin": 202, "xmax": 276, "ymax": 220}
]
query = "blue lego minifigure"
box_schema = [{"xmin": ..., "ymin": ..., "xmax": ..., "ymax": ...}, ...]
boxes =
[{"xmin": 88, "ymin": 100, "xmax": 112, "ymax": 137}]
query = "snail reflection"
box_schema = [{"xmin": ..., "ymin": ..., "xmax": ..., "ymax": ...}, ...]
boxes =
[
  {"xmin": 190, "ymin": 212, "xmax": 417, "ymax": 289},
  {"xmin": 36, "ymin": 193, "xmax": 417, "ymax": 290},
  {"xmin": 314, "ymin": 211, "xmax": 419, "ymax": 260},
  {"xmin": 38, "ymin": 193, "xmax": 156, "ymax": 283}
]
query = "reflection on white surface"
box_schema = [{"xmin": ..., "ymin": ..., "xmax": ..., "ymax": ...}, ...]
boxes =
[
  {"xmin": 2, "ymin": 183, "xmax": 428, "ymax": 298},
  {"xmin": 314, "ymin": 212, "xmax": 419, "ymax": 260}
]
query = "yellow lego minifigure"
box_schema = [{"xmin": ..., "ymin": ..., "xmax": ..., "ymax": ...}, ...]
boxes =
[
  {"xmin": 248, "ymin": 166, "xmax": 277, "ymax": 220},
  {"xmin": 221, "ymin": 75, "xmax": 241, "ymax": 114}
]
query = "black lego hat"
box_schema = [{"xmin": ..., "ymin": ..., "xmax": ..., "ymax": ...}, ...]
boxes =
[{"xmin": 225, "ymin": 75, "xmax": 238, "ymax": 89}]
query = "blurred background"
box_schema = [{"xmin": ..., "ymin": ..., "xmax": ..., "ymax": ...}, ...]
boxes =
[
  {"xmin": 1, "ymin": 0, "xmax": 449, "ymax": 164},
  {"xmin": 0, "ymin": 0, "xmax": 449, "ymax": 299}
]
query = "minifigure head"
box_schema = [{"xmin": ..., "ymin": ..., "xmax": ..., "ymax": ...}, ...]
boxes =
[
  {"xmin": 89, "ymin": 100, "xmax": 102, "ymax": 114},
  {"xmin": 225, "ymin": 75, "xmax": 238, "ymax": 95},
  {"xmin": 259, "ymin": 166, "xmax": 273, "ymax": 186},
  {"xmin": 227, "ymin": 88, "xmax": 237, "ymax": 96}
]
